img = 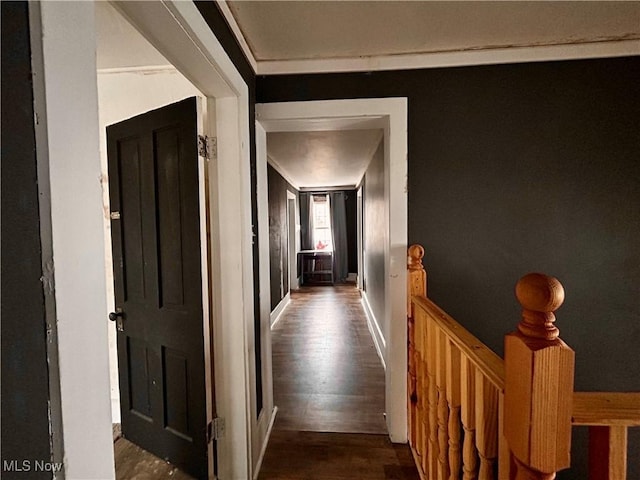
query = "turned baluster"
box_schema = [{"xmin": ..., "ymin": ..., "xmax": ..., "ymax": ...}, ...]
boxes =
[
  {"xmin": 475, "ymin": 374, "xmax": 499, "ymax": 479},
  {"xmin": 436, "ymin": 329, "xmax": 450, "ymax": 479},
  {"xmin": 461, "ymin": 358, "xmax": 478, "ymax": 480},
  {"xmin": 498, "ymin": 391, "xmax": 512, "ymax": 480},
  {"xmin": 420, "ymin": 314, "xmax": 429, "ymax": 473},
  {"xmin": 407, "ymin": 245, "xmax": 426, "ymax": 450},
  {"xmin": 504, "ymin": 273, "xmax": 575, "ymax": 480},
  {"xmin": 414, "ymin": 311, "xmax": 424, "ymax": 457},
  {"xmin": 427, "ymin": 318, "xmax": 439, "ymax": 478},
  {"xmin": 416, "ymin": 309, "xmax": 427, "ymax": 461},
  {"xmin": 446, "ymin": 340, "xmax": 462, "ymax": 480}
]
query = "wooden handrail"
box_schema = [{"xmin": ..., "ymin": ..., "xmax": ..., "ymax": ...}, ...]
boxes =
[
  {"xmin": 412, "ymin": 296, "xmax": 504, "ymax": 391},
  {"xmin": 572, "ymin": 392, "xmax": 640, "ymax": 427}
]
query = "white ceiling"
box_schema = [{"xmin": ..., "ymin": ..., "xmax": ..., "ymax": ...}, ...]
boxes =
[
  {"xmin": 267, "ymin": 130, "xmax": 383, "ymax": 189},
  {"xmin": 225, "ymin": 1, "xmax": 640, "ymax": 73}
]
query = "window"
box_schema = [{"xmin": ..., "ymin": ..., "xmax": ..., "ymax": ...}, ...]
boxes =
[{"xmin": 312, "ymin": 194, "xmax": 332, "ymax": 251}]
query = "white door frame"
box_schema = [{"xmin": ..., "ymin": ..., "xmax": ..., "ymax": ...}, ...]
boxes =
[
  {"xmin": 287, "ymin": 191, "xmax": 299, "ymax": 291},
  {"xmin": 256, "ymin": 98, "xmax": 408, "ymax": 442},
  {"xmin": 33, "ymin": 2, "xmax": 257, "ymax": 478}
]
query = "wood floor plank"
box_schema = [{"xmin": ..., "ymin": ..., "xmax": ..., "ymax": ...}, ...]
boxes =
[{"xmin": 258, "ymin": 429, "xmax": 419, "ymax": 480}]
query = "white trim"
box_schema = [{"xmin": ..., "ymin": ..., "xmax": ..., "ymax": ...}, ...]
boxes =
[
  {"xmin": 96, "ymin": 64, "xmax": 176, "ymax": 75},
  {"xmin": 252, "ymin": 406, "xmax": 278, "ymax": 480},
  {"xmin": 258, "ymin": 116, "xmax": 385, "ymax": 133},
  {"xmin": 256, "ymin": 98, "xmax": 408, "ymax": 443},
  {"xmin": 269, "ymin": 293, "xmax": 291, "ymax": 329},
  {"xmin": 196, "ymin": 97, "xmax": 218, "ymax": 477},
  {"xmin": 257, "ymin": 39, "xmax": 640, "ymax": 75},
  {"xmin": 29, "ymin": 1, "xmax": 70, "ymax": 473},
  {"xmin": 36, "ymin": 3, "xmax": 115, "ymax": 478},
  {"xmin": 253, "ymin": 121, "xmax": 275, "ymax": 476},
  {"xmin": 361, "ymin": 293, "xmax": 386, "ymax": 371},
  {"xmin": 217, "ymin": 0, "xmax": 258, "ymax": 73},
  {"xmin": 287, "ymin": 190, "xmax": 299, "ymax": 292}
]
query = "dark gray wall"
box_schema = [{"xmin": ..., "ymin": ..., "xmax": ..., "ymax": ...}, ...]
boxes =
[
  {"xmin": 1, "ymin": 3, "xmax": 54, "ymax": 478},
  {"xmin": 267, "ymin": 165, "xmax": 298, "ymax": 311},
  {"xmin": 344, "ymin": 190, "xmax": 358, "ymax": 274},
  {"xmin": 257, "ymin": 57, "xmax": 640, "ymax": 479},
  {"xmin": 363, "ymin": 141, "xmax": 386, "ymax": 336}
]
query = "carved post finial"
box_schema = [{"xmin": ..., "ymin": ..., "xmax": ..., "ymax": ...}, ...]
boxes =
[
  {"xmin": 515, "ymin": 273, "xmax": 565, "ymax": 341},
  {"xmin": 505, "ymin": 272, "xmax": 574, "ymax": 476},
  {"xmin": 408, "ymin": 244, "xmax": 425, "ymax": 271}
]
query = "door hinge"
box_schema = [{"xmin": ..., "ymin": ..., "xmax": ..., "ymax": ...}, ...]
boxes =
[
  {"xmin": 198, "ymin": 135, "xmax": 217, "ymax": 160},
  {"xmin": 207, "ymin": 417, "xmax": 225, "ymax": 443}
]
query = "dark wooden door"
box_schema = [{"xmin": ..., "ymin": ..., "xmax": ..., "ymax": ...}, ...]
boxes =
[{"xmin": 107, "ymin": 97, "xmax": 208, "ymax": 479}]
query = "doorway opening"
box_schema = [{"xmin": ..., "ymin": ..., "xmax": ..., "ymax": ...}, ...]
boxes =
[
  {"xmin": 96, "ymin": 4, "xmax": 218, "ymax": 478},
  {"xmin": 256, "ymin": 98, "xmax": 408, "ymax": 445},
  {"xmin": 34, "ymin": 2, "xmax": 256, "ymax": 478}
]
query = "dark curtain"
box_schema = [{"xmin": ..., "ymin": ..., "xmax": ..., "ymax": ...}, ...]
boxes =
[
  {"xmin": 299, "ymin": 192, "xmax": 313, "ymax": 250},
  {"xmin": 330, "ymin": 192, "xmax": 349, "ymax": 282}
]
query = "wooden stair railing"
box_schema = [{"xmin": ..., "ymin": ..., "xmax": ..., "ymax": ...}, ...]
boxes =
[
  {"xmin": 406, "ymin": 245, "xmax": 639, "ymax": 480},
  {"xmin": 408, "ymin": 245, "xmax": 508, "ymax": 479},
  {"xmin": 573, "ymin": 392, "xmax": 640, "ymax": 480}
]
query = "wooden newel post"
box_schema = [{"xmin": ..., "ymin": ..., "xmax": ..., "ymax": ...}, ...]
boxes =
[
  {"xmin": 408, "ymin": 244, "xmax": 427, "ymax": 310},
  {"xmin": 407, "ymin": 245, "xmax": 427, "ymax": 449},
  {"xmin": 504, "ymin": 273, "xmax": 575, "ymax": 480}
]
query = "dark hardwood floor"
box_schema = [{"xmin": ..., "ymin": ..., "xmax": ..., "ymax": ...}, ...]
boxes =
[
  {"xmin": 258, "ymin": 429, "xmax": 419, "ymax": 480},
  {"xmin": 259, "ymin": 285, "xmax": 419, "ymax": 479},
  {"xmin": 271, "ymin": 285, "xmax": 386, "ymax": 433}
]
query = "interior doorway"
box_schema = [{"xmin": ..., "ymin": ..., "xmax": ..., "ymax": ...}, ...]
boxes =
[
  {"xmin": 35, "ymin": 2, "xmax": 257, "ymax": 478},
  {"xmin": 96, "ymin": 4, "xmax": 217, "ymax": 478},
  {"xmin": 256, "ymin": 98, "xmax": 408, "ymax": 442}
]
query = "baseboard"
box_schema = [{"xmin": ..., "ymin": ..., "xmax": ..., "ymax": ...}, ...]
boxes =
[
  {"xmin": 346, "ymin": 272, "xmax": 357, "ymax": 282},
  {"xmin": 252, "ymin": 406, "xmax": 278, "ymax": 480},
  {"xmin": 270, "ymin": 292, "xmax": 290, "ymax": 328},
  {"xmin": 361, "ymin": 291, "xmax": 386, "ymax": 370}
]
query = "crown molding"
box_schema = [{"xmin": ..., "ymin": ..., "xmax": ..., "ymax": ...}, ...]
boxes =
[
  {"xmin": 256, "ymin": 39, "xmax": 640, "ymax": 76},
  {"xmin": 266, "ymin": 154, "xmax": 300, "ymax": 191},
  {"xmin": 217, "ymin": 1, "xmax": 638, "ymax": 75}
]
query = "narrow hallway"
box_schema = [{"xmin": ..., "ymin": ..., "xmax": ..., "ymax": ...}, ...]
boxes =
[{"xmin": 259, "ymin": 285, "xmax": 418, "ymax": 479}]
